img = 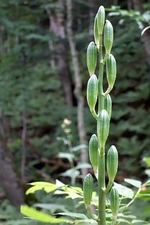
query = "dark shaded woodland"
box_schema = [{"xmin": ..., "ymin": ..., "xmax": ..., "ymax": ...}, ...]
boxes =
[{"xmin": 0, "ymin": 0, "xmax": 149, "ymax": 218}]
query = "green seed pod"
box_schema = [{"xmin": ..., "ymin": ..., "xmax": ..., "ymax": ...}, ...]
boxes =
[
  {"xmin": 87, "ymin": 42, "xmax": 97, "ymax": 76},
  {"xmin": 110, "ymin": 187, "xmax": 119, "ymax": 219},
  {"xmin": 107, "ymin": 145, "xmax": 118, "ymax": 182},
  {"xmin": 106, "ymin": 54, "xmax": 116, "ymax": 90},
  {"xmin": 87, "ymin": 74, "xmax": 98, "ymax": 112},
  {"xmin": 104, "ymin": 94, "xmax": 112, "ymax": 118},
  {"xmin": 97, "ymin": 109, "xmax": 110, "ymax": 148},
  {"xmin": 83, "ymin": 173, "xmax": 93, "ymax": 206},
  {"xmin": 94, "ymin": 15, "xmax": 99, "ymax": 47},
  {"xmin": 97, "ymin": 5, "xmax": 105, "ymax": 35},
  {"xmin": 104, "ymin": 20, "xmax": 113, "ymax": 55},
  {"xmin": 89, "ymin": 134, "xmax": 98, "ymax": 172}
]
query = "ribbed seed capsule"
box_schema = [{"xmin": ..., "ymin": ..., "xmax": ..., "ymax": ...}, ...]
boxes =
[
  {"xmin": 83, "ymin": 173, "xmax": 93, "ymax": 206},
  {"xmin": 87, "ymin": 42, "xmax": 97, "ymax": 76},
  {"xmin": 97, "ymin": 109, "xmax": 110, "ymax": 148},
  {"xmin": 97, "ymin": 5, "xmax": 105, "ymax": 35},
  {"xmin": 107, "ymin": 145, "xmax": 118, "ymax": 182},
  {"xmin": 104, "ymin": 20, "xmax": 113, "ymax": 55},
  {"xmin": 110, "ymin": 187, "xmax": 119, "ymax": 219},
  {"xmin": 94, "ymin": 15, "xmax": 99, "ymax": 47},
  {"xmin": 89, "ymin": 134, "xmax": 98, "ymax": 172},
  {"xmin": 87, "ymin": 74, "xmax": 98, "ymax": 112},
  {"xmin": 104, "ymin": 94, "xmax": 112, "ymax": 118},
  {"xmin": 106, "ymin": 54, "xmax": 116, "ymax": 90}
]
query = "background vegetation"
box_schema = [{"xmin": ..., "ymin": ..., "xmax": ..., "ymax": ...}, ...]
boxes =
[{"xmin": 0, "ymin": 0, "xmax": 149, "ymax": 224}]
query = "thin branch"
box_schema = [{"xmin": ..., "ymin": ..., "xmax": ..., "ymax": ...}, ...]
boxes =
[{"xmin": 66, "ymin": 0, "xmax": 88, "ymax": 178}]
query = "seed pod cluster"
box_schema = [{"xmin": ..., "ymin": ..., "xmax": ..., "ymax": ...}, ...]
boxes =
[
  {"xmin": 89, "ymin": 134, "xmax": 98, "ymax": 172},
  {"xmin": 87, "ymin": 74, "xmax": 98, "ymax": 112},
  {"xmin": 97, "ymin": 109, "xmax": 110, "ymax": 148},
  {"xmin": 83, "ymin": 173, "xmax": 93, "ymax": 206},
  {"xmin": 87, "ymin": 42, "xmax": 97, "ymax": 76},
  {"xmin": 107, "ymin": 145, "xmax": 118, "ymax": 182},
  {"xmin": 104, "ymin": 20, "xmax": 113, "ymax": 55},
  {"xmin": 106, "ymin": 54, "xmax": 116, "ymax": 90},
  {"xmin": 110, "ymin": 187, "xmax": 119, "ymax": 219}
]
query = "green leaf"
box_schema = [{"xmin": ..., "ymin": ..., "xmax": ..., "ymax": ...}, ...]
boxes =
[
  {"xmin": 60, "ymin": 168, "xmax": 80, "ymax": 179},
  {"xmin": 20, "ymin": 205, "xmax": 70, "ymax": 223},
  {"xmin": 114, "ymin": 182, "xmax": 134, "ymax": 199},
  {"xmin": 55, "ymin": 185, "xmax": 83, "ymax": 199},
  {"xmin": 56, "ymin": 179, "xmax": 65, "ymax": 188},
  {"xmin": 58, "ymin": 152, "xmax": 75, "ymax": 164},
  {"xmin": 74, "ymin": 219, "xmax": 97, "ymax": 225},
  {"xmin": 116, "ymin": 218, "xmax": 131, "ymax": 224},
  {"xmin": 75, "ymin": 162, "xmax": 91, "ymax": 169},
  {"xmin": 117, "ymin": 213, "xmax": 136, "ymax": 219},
  {"xmin": 142, "ymin": 179, "xmax": 150, "ymax": 187},
  {"xmin": 58, "ymin": 212, "xmax": 88, "ymax": 220},
  {"xmin": 33, "ymin": 203, "xmax": 68, "ymax": 214},
  {"xmin": 132, "ymin": 219, "xmax": 148, "ymax": 224},
  {"xmin": 145, "ymin": 169, "xmax": 150, "ymax": 177},
  {"xmin": 26, "ymin": 182, "xmax": 56, "ymax": 195},
  {"xmin": 71, "ymin": 144, "xmax": 88, "ymax": 152},
  {"xmin": 124, "ymin": 178, "xmax": 142, "ymax": 188},
  {"xmin": 143, "ymin": 157, "xmax": 150, "ymax": 167}
]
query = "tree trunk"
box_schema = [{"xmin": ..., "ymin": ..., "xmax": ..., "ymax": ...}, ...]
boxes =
[
  {"xmin": 132, "ymin": 0, "xmax": 150, "ymax": 66},
  {"xmin": 46, "ymin": 0, "xmax": 73, "ymax": 107},
  {"xmin": 0, "ymin": 111, "xmax": 25, "ymax": 209},
  {"xmin": 66, "ymin": 0, "xmax": 88, "ymax": 178},
  {"xmin": 88, "ymin": 0, "xmax": 94, "ymax": 39}
]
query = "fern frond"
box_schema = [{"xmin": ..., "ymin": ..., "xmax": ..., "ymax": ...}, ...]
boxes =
[
  {"xmin": 26, "ymin": 182, "xmax": 56, "ymax": 195},
  {"xmin": 20, "ymin": 205, "xmax": 71, "ymax": 224}
]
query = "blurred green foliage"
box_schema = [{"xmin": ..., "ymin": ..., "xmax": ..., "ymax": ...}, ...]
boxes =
[{"xmin": 0, "ymin": 0, "xmax": 150, "ymax": 223}]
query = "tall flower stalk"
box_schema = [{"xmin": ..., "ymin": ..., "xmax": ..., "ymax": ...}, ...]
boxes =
[{"xmin": 84, "ymin": 5, "xmax": 118, "ymax": 225}]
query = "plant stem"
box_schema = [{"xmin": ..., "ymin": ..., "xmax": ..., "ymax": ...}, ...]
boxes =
[
  {"xmin": 98, "ymin": 35, "xmax": 106, "ymax": 225},
  {"xmin": 98, "ymin": 147, "xmax": 106, "ymax": 225}
]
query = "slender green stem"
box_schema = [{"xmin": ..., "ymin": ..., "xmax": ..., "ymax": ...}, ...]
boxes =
[
  {"xmin": 91, "ymin": 109, "xmax": 98, "ymax": 120},
  {"xmin": 105, "ymin": 180, "xmax": 113, "ymax": 193},
  {"xmin": 125, "ymin": 187, "xmax": 141, "ymax": 209},
  {"xmin": 86, "ymin": 205, "xmax": 99, "ymax": 222},
  {"xmin": 98, "ymin": 147, "xmax": 106, "ymax": 225},
  {"xmin": 98, "ymin": 34, "xmax": 106, "ymax": 225}
]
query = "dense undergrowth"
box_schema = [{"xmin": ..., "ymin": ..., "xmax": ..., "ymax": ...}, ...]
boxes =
[{"xmin": 0, "ymin": 0, "xmax": 150, "ymax": 224}]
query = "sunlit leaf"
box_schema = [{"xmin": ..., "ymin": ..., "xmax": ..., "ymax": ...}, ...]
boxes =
[
  {"xmin": 75, "ymin": 162, "xmax": 91, "ymax": 169},
  {"xmin": 21, "ymin": 205, "xmax": 70, "ymax": 223},
  {"xmin": 26, "ymin": 182, "xmax": 56, "ymax": 195},
  {"xmin": 117, "ymin": 213, "xmax": 136, "ymax": 219},
  {"xmin": 60, "ymin": 168, "xmax": 80, "ymax": 179},
  {"xmin": 124, "ymin": 178, "xmax": 141, "ymax": 188},
  {"xmin": 58, "ymin": 152, "xmax": 74, "ymax": 164},
  {"xmin": 114, "ymin": 182, "xmax": 134, "ymax": 199},
  {"xmin": 117, "ymin": 218, "xmax": 131, "ymax": 224},
  {"xmin": 56, "ymin": 179, "xmax": 65, "ymax": 188},
  {"xmin": 71, "ymin": 144, "xmax": 88, "ymax": 152},
  {"xmin": 145, "ymin": 169, "xmax": 150, "ymax": 177},
  {"xmin": 143, "ymin": 157, "xmax": 150, "ymax": 167},
  {"xmin": 132, "ymin": 219, "xmax": 148, "ymax": 224},
  {"xmin": 74, "ymin": 219, "xmax": 97, "ymax": 225}
]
